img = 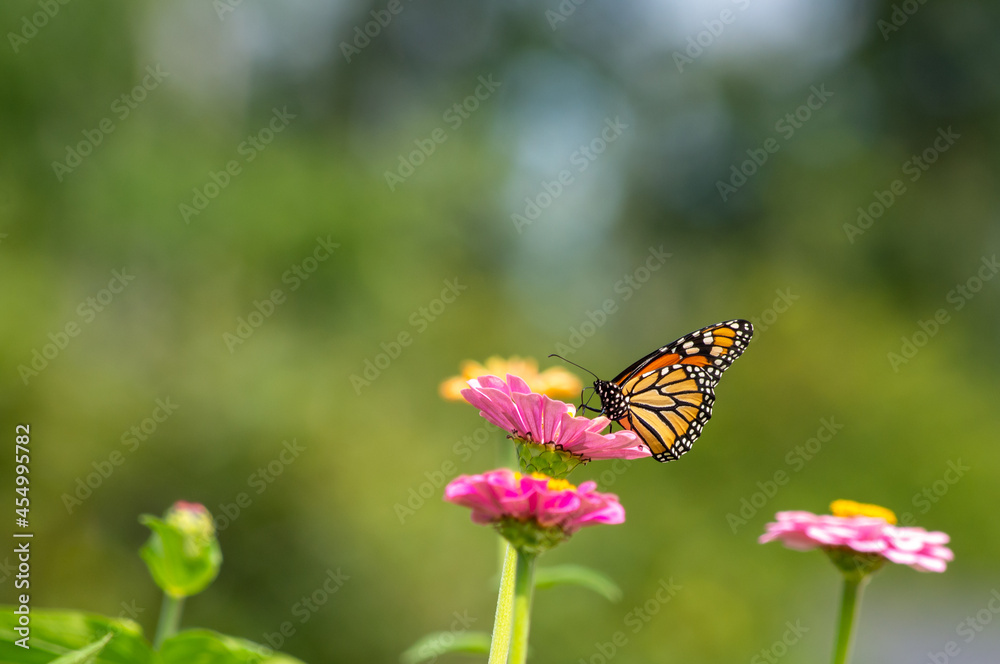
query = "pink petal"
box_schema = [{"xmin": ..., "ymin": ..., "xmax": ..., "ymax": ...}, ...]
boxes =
[
  {"xmin": 911, "ymin": 555, "xmax": 948, "ymax": 573},
  {"xmin": 769, "ymin": 531, "xmax": 824, "ymax": 551},
  {"xmin": 570, "ymin": 501, "xmax": 626, "ymax": 531},
  {"xmin": 928, "ymin": 545, "xmax": 955, "ymax": 561},
  {"xmin": 510, "ymin": 391, "xmax": 568, "ymax": 443},
  {"xmin": 848, "ymin": 539, "xmax": 887, "ymax": 553},
  {"xmin": 883, "ymin": 549, "xmax": 919, "ymax": 566},
  {"xmin": 536, "ymin": 493, "xmax": 582, "ymax": 527},
  {"xmin": 461, "ymin": 386, "xmax": 526, "ymax": 433},
  {"xmin": 506, "ymin": 374, "xmax": 533, "ymax": 395},
  {"xmin": 467, "ymin": 375, "xmax": 514, "ymax": 395}
]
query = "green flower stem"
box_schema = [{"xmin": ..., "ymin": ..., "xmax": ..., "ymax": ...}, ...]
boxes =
[
  {"xmin": 496, "ymin": 429, "xmax": 515, "ymax": 569},
  {"xmin": 488, "ymin": 543, "xmax": 518, "ymax": 664},
  {"xmin": 490, "ymin": 430, "xmax": 518, "ymax": 663},
  {"xmin": 831, "ymin": 575, "xmax": 867, "ymax": 664},
  {"xmin": 153, "ymin": 593, "xmax": 184, "ymax": 650},
  {"xmin": 508, "ymin": 549, "xmax": 537, "ymax": 664}
]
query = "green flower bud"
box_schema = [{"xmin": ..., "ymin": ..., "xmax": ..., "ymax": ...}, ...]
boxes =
[
  {"xmin": 495, "ymin": 516, "xmax": 569, "ymax": 557},
  {"xmin": 140, "ymin": 501, "xmax": 222, "ymax": 598},
  {"xmin": 513, "ymin": 440, "xmax": 584, "ymax": 478},
  {"xmin": 824, "ymin": 546, "xmax": 886, "ymax": 581}
]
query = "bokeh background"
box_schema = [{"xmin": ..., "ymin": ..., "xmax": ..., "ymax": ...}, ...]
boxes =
[{"xmin": 2, "ymin": 0, "xmax": 999, "ymax": 662}]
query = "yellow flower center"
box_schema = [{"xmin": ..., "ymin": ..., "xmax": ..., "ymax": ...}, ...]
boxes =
[
  {"xmin": 542, "ymin": 476, "xmax": 576, "ymax": 491},
  {"xmin": 514, "ymin": 472, "xmax": 577, "ymax": 491},
  {"xmin": 830, "ymin": 499, "xmax": 897, "ymax": 524}
]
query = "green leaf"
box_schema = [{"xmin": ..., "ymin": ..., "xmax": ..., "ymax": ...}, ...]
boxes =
[
  {"xmin": 0, "ymin": 607, "xmax": 152, "ymax": 664},
  {"xmin": 533, "ymin": 564, "xmax": 622, "ymax": 602},
  {"xmin": 400, "ymin": 631, "xmax": 491, "ymax": 664},
  {"xmin": 50, "ymin": 632, "xmax": 114, "ymax": 664},
  {"xmin": 140, "ymin": 511, "xmax": 222, "ymax": 599},
  {"xmin": 159, "ymin": 629, "xmax": 308, "ymax": 664}
]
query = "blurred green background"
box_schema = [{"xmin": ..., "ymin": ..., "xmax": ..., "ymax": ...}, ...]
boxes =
[{"xmin": 2, "ymin": 0, "xmax": 999, "ymax": 662}]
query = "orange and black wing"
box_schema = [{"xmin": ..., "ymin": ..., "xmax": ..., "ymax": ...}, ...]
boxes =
[
  {"xmin": 612, "ymin": 319, "xmax": 754, "ymax": 385},
  {"xmin": 614, "ymin": 320, "xmax": 753, "ymax": 462}
]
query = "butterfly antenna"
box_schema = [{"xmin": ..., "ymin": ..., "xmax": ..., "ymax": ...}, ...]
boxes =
[
  {"xmin": 580, "ymin": 386, "xmax": 601, "ymax": 414},
  {"xmin": 548, "ymin": 354, "xmax": 600, "ymax": 381}
]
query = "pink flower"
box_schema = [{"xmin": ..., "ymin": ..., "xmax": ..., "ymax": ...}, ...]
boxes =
[
  {"xmin": 444, "ymin": 469, "xmax": 625, "ymax": 551},
  {"xmin": 460, "ymin": 374, "xmax": 649, "ymax": 462},
  {"xmin": 881, "ymin": 525, "xmax": 954, "ymax": 572},
  {"xmin": 760, "ymin": 509, "xmax": 954, "ymax": 573}
]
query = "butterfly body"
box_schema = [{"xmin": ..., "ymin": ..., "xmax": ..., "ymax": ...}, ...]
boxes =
[{"xmin": 594, "ymin": 320, "xmax": 753, "ymax": 462}]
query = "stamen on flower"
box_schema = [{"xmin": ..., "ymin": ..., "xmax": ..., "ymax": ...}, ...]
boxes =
[
  {"xmin": 532, "ymin": 474, "xmax": 576, "ymax": 491},
  {"xmin": 830, "ymin": 499, "xmax": 897, "ymax": 525}
]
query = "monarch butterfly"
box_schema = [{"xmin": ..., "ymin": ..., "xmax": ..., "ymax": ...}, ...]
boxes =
[{"xmin": 565, "ymin": 320, "xmax": 753, "ymax": 462}]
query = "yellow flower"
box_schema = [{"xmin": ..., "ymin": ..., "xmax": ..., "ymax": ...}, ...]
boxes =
[
  {"xmin": 439, "ymin": 356, "xmax": 583, "ymax": 401},
  {"xmin": 830, "ymin": 499, "xmax": 897, "ymax": 525}
]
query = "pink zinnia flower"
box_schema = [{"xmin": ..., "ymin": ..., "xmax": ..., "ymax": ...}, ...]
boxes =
[
  {"xmin": 759, "ymin": 501, "xmax": 954, "ymax": 573},
  {"xmin": 445, "ymin": 469, "xmax": 625, "ymax": 554},
  {"xmin": 460, "ymin": 374, "xmax": 649, "ymax": 465}
]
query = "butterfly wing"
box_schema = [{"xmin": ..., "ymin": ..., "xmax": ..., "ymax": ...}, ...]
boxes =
[
  {"xmin": 613, "ymin": 320, "xmax": 753, "ymax": 462},
  {"xmin": 612, "ymin": 319, "xmax": 754, "ymax": 384}
]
